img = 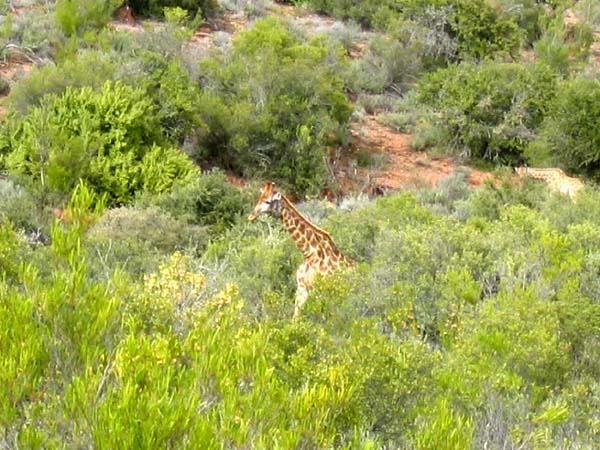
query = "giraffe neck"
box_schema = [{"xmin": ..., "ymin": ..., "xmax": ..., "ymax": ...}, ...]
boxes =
[{"xmin": 278, "ymin": 196, "xmax": 342, "ymax": 261}]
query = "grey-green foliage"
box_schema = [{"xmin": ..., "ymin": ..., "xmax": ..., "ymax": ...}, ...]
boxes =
[
  {"xmin": 141, "ymin": 170, "xmax": 255, "ymax": 234},
  {"xmin": 347, "ymin": 33, "xmax": 423, "ymax": 94},
  {"xmin": 416, "ymin": 61, "xmax": 558, "ymax": 163},
  {"xmin": 299, "ymin": 183, "xmax": 600, "ymax": 446},
  {"xmin": 7, "ymin": 50, "xmax": 121, "ymax": 114},
  {"xmin": 55, "ymin": 0, "xmax": 121, "ymax": 37},
  {"xmin": 305, "ymin": 0, "xmax": 526, "ymax": 60},
  {"xmin": 86, "ymin": 206, "xmax": 208, "ymax": 278},
  {"xmin": 201, "ymin": 219, "xmax": 299, "ymax": 316},
  {"xmin": 0, "ymin": 177, "xmax": 45, "ymax": 233},
  {"xmin": 1, "ymin": 7, "xmax": 60, "ymax": 62},
  {"xmin": 526, "ymin": 77, "xmax": 600, "ymax": 177}
]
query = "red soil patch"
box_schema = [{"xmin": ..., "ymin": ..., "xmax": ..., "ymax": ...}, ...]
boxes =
[
  {"xmin": 333, "ymin": 117, "xmax": 493, "ymax": 195},
  {"xmin": 0, "ymin": 60, "xmax": 34, "ymax": 117},
  {"xmin": 0, "ymin": 60, "xmax": 34, "ymax": 79}
]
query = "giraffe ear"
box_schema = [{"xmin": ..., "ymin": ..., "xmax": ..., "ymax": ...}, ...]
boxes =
[{"xmin": 272, "ymin": 192, "xmax": 282, "ymax": 201}]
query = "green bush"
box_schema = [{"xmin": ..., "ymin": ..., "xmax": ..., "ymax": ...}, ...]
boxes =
[
  {"xmin": 457, "ymin": 289, "xmax": 571, "ymax": 391},
  {"xmin": 454, "ymin": 173, "xmax": 550, "ymax": 221},
  {"xmin": 197, "ymin": 17, "xmax": 352, "ymax": 195},
  {"xmin": 88, "ymin": 206, "xmax": 207, "ymax": 254},
  {"xmin": 306, "ymin": 0, "xmax": 524, "ymax": 60},
  {"xmin": 201, "ymin": 221, "xmax": 299, "ymax": 316},
  {"xmin": 305, "ymin": 0, "xmax": 400, "ymax": 28},
  {"xmin": 55, "ymin": 0, "xmax": 121, "ymax": 37},
  {"xmin": 389, "ymin": 9, "xmax": 458, "ymax": 69},
  {"xmin": 526, "ymin": 78, "xmax": 600, "ymax": 177},
  {"xmin": 0, "ymin": 221, "xmax": 30, "ymax": 281},
  {"xmin": 7, "ymin": 41, "xmax": 200, "ymax": 142},
  {"xmin": 1, "ymin": 81, "xmax": 196, "ymax": 206},
  {"xmin": 2, "ymin": 8, "xmax": 61, "ymax": 61},
  {"xmin": 533, "ymin": 33, "xmax": 573, "ymax": 74},
  {"xmin": 498, "ymin": 0, "xmax": 552, "ymax": 45},
  {"xmin": 347, "ymin": 34, "xmax": 423, "ymax": 94},
  {"xmin": 533, "ymin": 17, "xmax": 594, "ymax": 75},
  {"xmin": 143, "ymin": 170, "xmax": 254, "ymax": 234},
  {"xmin": 0, "ymin": 178, "xmax": 47, "ymax": 234},
  {"xmin": 128, "ymin": 0, "xmax": 217, "ymax": 18},
  {"xmin": 417, "ymin": 61, "xmax": 558, "ymax": 163},
  {"xmin": 448, "ymin": 0, "xmax": 524, "ymax": 59},
  {"xmin": 0, "ymin": 75, "xmax": 8, "ymax": 95},
  {"xmin": 0, "ymin": 280, "xmax": 50, "ymax": 432},
  {"xmin": 138, "ymin": 59, "xmax": 206, "ymax": 144},
  {"xmin": 86, "ymin": 206, "xmax": 207, "ymax": 278},
  {"xmin": 7, "ymin": 50, "xmax": 120, "ymax": 114}
]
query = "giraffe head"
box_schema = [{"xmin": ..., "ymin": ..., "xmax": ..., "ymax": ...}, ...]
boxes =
[
  {"xmin": 515, "ymin": 166, "xmax": 528, "ymax": 176},
  {"xmin": 248, "ymin": 181, "xmax": 283, "ymax": 221}
]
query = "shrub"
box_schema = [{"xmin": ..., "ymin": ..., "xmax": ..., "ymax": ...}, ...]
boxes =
[
  {"xmin": 138, "ymin": 59, "xmax": 207, "ymax": 145},
  {"xmin": 128, "ymin": 0, "xmax": 217, "ymax": 18},
  {"xmin": 498, "ymin": 0, "xmax": 552, "ymax": 45},
  {"xmin": 454, "ymin": 175, "xmax": 549, "ymax": 221},
  {"xmin": 0, "ymin": 221, "xmax": 29, "ymax": 281},
  {"xmin": 534, "ymin": 16, "xmax": 595, "ymax": 75},
  {"xmin": 347, "ymin": 34, "xmax": 423, "ymax": 94},
  {"xmin": 55, "ymin": 0, "xmax": 121, "ymax": 37},
  {"xmin": 305, "ymin": 0, "xmax": 524, "ymax": 60},
  {"xmin": 0, "ymin": 177, "xmax": 47, "ymax": 234},
  {"xmin": 2, "ymin": 8, "xmax": 60, "ymax": 62},
  {"xmin": 416, "ymin": 169, "xmax": 473, "ymax": 216},
  {"xmin": 86, "ymin": 206, "xmax": 207, "ymax": 278},
  {"xmin": 7, "ymin": 50, "xmax": 120, "ymax": 114},
  {"xmin": 1, "ymin": 81, "xmax": 196, "ymax": 206},
  {"xmin": 88, "ymin": 206, "xmax": 208, "ymax": 254},
  {"xmin": 390, "ymin": 8, "xmax": 458, "ymax": 69},
  {"xmin": 448, "ymin": 0, "xmax": 524, "ymax": 60},
  {"xmin": 142, "ymin": 170, "xmax": 254, "ymax": 234},
  {"xmin": 0, "ymin": 75, "xmax": 8, "ymax": 95},
  {"xmin": 0, "ymin": 280, "xmax": 50, "ymax": 432},
  {"xmin": 417, "ymin": 61, "xmax": 558, "ymax": 163},
  {"xmin": 305, "ymin": 0, "xmax": 401, "ymax": 28},
  {"xmin": 526, "ymin": 78, "xmax": 600, "ymax": 177},
  {"xmin": 197, "ymin": 17, "xmax": 352, "ymax": 195},
  {"xmin": 456, "ymin": 289, "xmax": 572, "ymax": 391},
  {"xmin": 201, "ymin": 220, "xmax": 299, "ymax": 316},
  {"xmin": 534, "ymin": 33, "xmax": 573, "ymax": 75},
  {"xmin": 308, "ymin": 19, "xmax": 362, "ymax": 55},
  {"xmin": 6, "ymin": 182, "xmax": 600, "ymax": 447}
]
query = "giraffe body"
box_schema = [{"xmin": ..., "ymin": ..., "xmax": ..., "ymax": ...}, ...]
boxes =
[
  {"xmin": 515, "ymin": 167, "xmax": 584, "ymax": 200},
  {"xmin": 249, "ymin": 182, "xmax": 352, "ymax": 317}
]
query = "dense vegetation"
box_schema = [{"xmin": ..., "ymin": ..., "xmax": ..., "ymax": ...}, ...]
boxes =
[{"xmin": 1, "ymin": 0, "xmax": 600, "ymax": 448}]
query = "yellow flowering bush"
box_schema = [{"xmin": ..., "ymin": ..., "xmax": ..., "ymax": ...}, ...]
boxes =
[{"xmin": 127, "ymin": 252, "xmax": 207, "ymax": 332}]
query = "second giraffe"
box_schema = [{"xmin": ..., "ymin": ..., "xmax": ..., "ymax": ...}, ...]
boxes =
[{"xmin": 248, "ymin": 181, "xmax": 353, "ymax": 318}]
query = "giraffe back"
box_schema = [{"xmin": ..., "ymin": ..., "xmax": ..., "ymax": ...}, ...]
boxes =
[{"xmin": 515, "ymin": 167, "xmax": 584, "ymax": 200}]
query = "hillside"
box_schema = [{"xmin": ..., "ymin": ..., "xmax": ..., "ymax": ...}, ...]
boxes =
[{"xmin": 1, "ymin": 1, "xmax": 600, "ymax": 449}]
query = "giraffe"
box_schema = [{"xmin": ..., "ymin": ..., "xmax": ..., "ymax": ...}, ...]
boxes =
[
  {"xmin": 515, "ymin": 167, "xmax": 584, "ymax": 200},
  {"xmin": 248, "ymin": 181, "xmax": 353, "ymax": 318}
]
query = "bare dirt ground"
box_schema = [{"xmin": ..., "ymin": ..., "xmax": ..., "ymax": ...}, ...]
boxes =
[
  {"xmin": 0, "ymin": 60, "xmax": 33, "ymax": 115},
  {"xmin": 332, "ymin": 117, "xmax": 493, "ymax": 196}
]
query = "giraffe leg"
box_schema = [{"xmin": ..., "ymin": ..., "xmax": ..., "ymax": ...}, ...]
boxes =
[{"xmin": 293, "ymin": 284, "xmax": 309, "ymax": 319}]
